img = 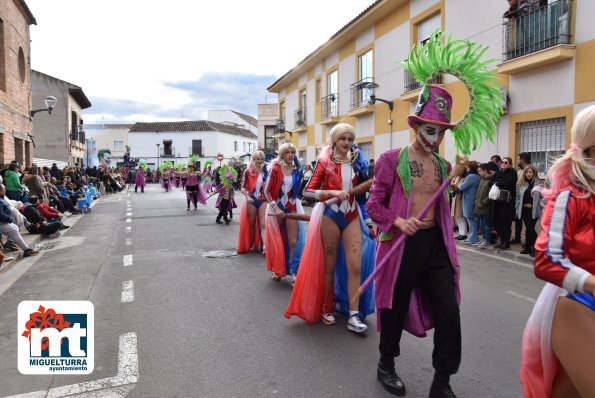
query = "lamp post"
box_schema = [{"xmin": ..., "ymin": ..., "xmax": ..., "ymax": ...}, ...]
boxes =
[
  {"xmin": 363, "ymin": 82, "xmax": 394, "ymax": 149},
  {"xmin": 30, "ymin": 95, "xmax": 58, "ymax": 117},
  {"xmin": 156, "ymin": 143, "xmax": 161, "ymax": 169}
]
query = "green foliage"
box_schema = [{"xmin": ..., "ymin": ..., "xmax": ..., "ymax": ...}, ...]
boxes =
[{"xmin": 219, "ymin": 163, "xmax": 238, "ymax": 187}]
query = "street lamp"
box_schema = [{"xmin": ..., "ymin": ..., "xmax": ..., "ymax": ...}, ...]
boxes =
[
  {"xmin": 363, "ymin": 82, "xmax": 394, "ymax": 149},
  {"xmin": 156, "ymin": 143, "xmax": 161, "ymax": 169},
  {"xmin": 31, "ymin": 95, "xmax": 58, "ymax": 117}
]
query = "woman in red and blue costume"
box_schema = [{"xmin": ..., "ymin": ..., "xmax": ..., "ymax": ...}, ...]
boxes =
[
  {"xmin": 285, "ymin": 123, "xmax": 375, "ymax": 334},
  {"xmin": 237, "ymin": 150, "xmax": 268, "ymax": 253},
  {"xmin": 264, "ymin": 143, "xmax": 306, "ymax": 284},
  {"xmin": 520, "ymin": 105, "xmax": 595, "ymax": 398}
]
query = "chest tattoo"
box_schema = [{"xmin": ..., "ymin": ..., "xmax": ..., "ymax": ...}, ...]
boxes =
[
  {"xmin": 410, "ymin": 158, "xmax": 442, "ymax": 186},
  {"xmin": 410, "ymin": 160, "xmax": 425, "ymax": 178}
]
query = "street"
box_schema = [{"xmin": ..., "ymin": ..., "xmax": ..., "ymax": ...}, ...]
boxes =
[{"xmin": 0, "ymin": 185, "xmax": 543, "ymax": 398}]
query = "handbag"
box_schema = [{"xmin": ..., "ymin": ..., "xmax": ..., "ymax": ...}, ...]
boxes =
[
  {"xmin": 496, "ymin": 189, "xmax": 511, "ymax": 203},
  {"xmin": 488, "ymin": 184, "xmax": 500, "ymax": 200}
]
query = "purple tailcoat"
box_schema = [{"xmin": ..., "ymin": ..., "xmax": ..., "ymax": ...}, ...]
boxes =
[
  {"xmin": 135, "ymin": 170, "xmax": 145, "ymax": 187},
  {"xmin": 365, "ymin": 148, "xmax": 460, "ymax": 336}
]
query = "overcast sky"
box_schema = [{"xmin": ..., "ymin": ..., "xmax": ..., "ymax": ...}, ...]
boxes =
[{"xmin": 26, "ymin": 0, "xmax": 374, "ymax": 124}]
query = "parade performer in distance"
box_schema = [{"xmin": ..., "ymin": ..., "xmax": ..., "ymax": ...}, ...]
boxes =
[
  {"xmin": 134, "ymin": 161, "xmax": 147, "ymax": 193},
  {"xmin": 180, "ymin": 166, "xmax": 188, "ymax": 189},
  {"xmin": 264, "ymin": 143, "xmax": 306, "ymax": 285},
  {"xmin": 202, "ymin": 161, "xmax": 214, "ymax": 193},
  {"xmin": 520, "ymin": 104, "xmax": 595, "ymax": 398},
  {"xmin": 184, "ymin": 155, "xmax": 207, "ymax": 211},
  {"xmin": 159, "ymin": 161, "xmax": 174, "ymax": 192},
  {"xmin": 173, "ymin": 163, "xmax": 183, "ymax": 189},
  {"xmin": 237, "ymin": 150, "xmax": 268, "ymax": 254},
  {"xmin": 284, "ymin": 123, "xmax": 375, "ymax": 333},
  {"xmin": 367, "ymin": 32, "xmax": 503, "ymax": 397},
  {"xmin": 215, "ymin": 164, "xmax": 237, "ymax": 224}
]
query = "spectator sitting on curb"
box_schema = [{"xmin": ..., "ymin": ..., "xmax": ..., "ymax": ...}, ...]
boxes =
[
  {"xmin": 47, "ymin": 177, "xmax": 80, "ymax": 214},
  {"xmin": 20, "ymin": 196, "xmax": 61, "ymax": 238},
  {"xmin": 37, "ymin": 194, "xmax": 70, "ymax": 230},
  {"xmin": 0, "ymin": 184, "xmax": 38, "ymax": 257},
  {"xmin": 0, "ymin": 184, "xmax": 29, "ymax": 252}
]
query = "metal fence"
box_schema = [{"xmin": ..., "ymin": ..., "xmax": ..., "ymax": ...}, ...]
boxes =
[
  {"xmin": 294, "ymin": 107, "xmax": 307, "ymax": 128},
  {"xmin": 517, "ymin": 117, "xmax": 566, "ymax": 177},
  {"xmin": 321, "ymin": 93, "xmax": 338, "ymax": 120},
  {"xmin": 502, "ymin": 0, "xmax": 572, "ymax": 61},
  {"xmin": 404, "ymin": 69, "xmax": 443, "ymax": 93},
  {"xmin": 350, "ymin": 77, "xmax": 373, "ymax": 110}
]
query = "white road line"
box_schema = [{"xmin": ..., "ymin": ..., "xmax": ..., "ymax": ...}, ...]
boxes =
[
  {"xmin": 505, "ymin": 290, "xmax": 536, "ymax": 304},
  {"xmin": 123, "ymin": 254, "xmax": 133, "ymax": 267},
  {"xmin": 126, "ymin": 226, "xmax": 132, "ymax": 232},
  {"xmin": 121, "ymin": 281, "xmax": 134, "ymax": 303},
  {"xmin": 5, "ymin": 332, "xmax": 138, "ymax": 398},
  {"xmin": 456, "ymin": 245, "xmax": 533, "ymax": 269},
  {"xmin": 125, "ymin": 238, "xmax": 132, "ymax": 246},
  {"xmin": 126, "ymin": 218, "xmax": 132, "ymax": 223},
  {"xmin": 126, "ymin": 212, "xmax": 132, "ymax": 217}
]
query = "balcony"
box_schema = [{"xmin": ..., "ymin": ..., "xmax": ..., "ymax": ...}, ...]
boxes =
[
  {"xmin": 161, "ymin": 148, "xmax": 175, "ymax": 157},
  {"xmin": 320, "ymin": 93, "xmax": 339, "ymax": 125},
  {"xmin": 188, "ymin": 147, "xmax": 203, "ymax": 157},
  {"xmin": 401, "ymin": 70, "xmax": 443, "ymax": 101},
  {"xmin": 347, "ymin": 77, "xmax": 375, "ymax": 116},
  {"xmin": 499, "ymin": 0, "xmax": 574, "ymax": 74},
  {"xmin": 293, "ymin": 107, "xmax": 307, "ymax": 133}
]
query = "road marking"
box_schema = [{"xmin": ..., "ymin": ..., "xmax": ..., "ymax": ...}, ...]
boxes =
[
  {"xmin": 5, "ymin": 332, "xmax": 138, "ymax": 398},
  {"xmin": 125, "ymin": 238, "xmax": 132, "ymax": 246},
  {"xmin": 121, "ymin": 281, "xmax": 134, "ymax": 303},
  {"xmin": 126, "ymin": 218, "xmax": 132, "ymax": 223},
  {"xmin": 123, "ymin": 254, "xmax": 133, "ymax": 267},
  {"xmin": 126, "ymin": 212, "xmax": 132, "ymax": 216},
  {"xmin": 456, "ymin": 245, "xmax": 533, "ymax": 269},
  {"xmin": 506, "ymin": 290, "xmax": 536, "ymax": 304},
  {"xmin": 126, "ymin": 226, "xmax": 132, "ymax": 232}
]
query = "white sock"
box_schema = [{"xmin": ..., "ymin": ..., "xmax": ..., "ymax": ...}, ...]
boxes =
[{"xmin": 349, "ymin": 310, "xmax": 359, "ymax": 317}]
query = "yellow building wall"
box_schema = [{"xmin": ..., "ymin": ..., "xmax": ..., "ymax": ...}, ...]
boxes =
[
  {"xmin": 375, "ymin": 3, "xmax": 410, "ymax": 40},
  {"xmin": 575, "ymin": 39, "xmax": 595, "ymax": 104}
]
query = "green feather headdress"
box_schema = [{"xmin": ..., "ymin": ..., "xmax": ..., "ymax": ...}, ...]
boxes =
[
  {"xmin": 401, "ymin": 31, "xmax": 503, "ymax": 155},
  {"xmin": 187, "ymin": 154, "xmax": 200, "ymax": 167},
  {"xmin": 159, "ymin": 161, "xmax": 173, "ymax": 172},
  {"xmin": 204, "ymin": 159, "xmax": 214, "ymax": 168},
  {"xmin": 174, "ymin": 163, "xmax": 185, "ymax": 171},
  {"xmin": 137, "ymin": 160, "xmax": 147, "ymax": 169},
  {"xmin": 219, "ymin": 164, "xmax": 237, "ymax": 187}
]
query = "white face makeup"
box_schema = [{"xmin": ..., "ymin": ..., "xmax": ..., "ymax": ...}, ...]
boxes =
[{"xmin": 415, "ymin": 123, "xmax": 446, "ymax": 153}]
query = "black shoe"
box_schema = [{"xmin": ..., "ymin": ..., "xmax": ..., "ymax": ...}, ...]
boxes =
[
  {"xmin": 377, "ymin": 363, "xmax": 406, "ymax": 396},
  {"xmin": 23, "ymin": 249, "xmax": 39, "ymax": 257},
  {"xmin": 216, "ymin": 219, "xmax": 223, "ymax": 224},
  {"xmin": 509, "ymin": 238, "xmax": 521, "ymax": 244},
  {"xmin": 455, "ymin": 235, "xmax": 467, "ymax": 241},
  {"xmin": 60, "ymin": 225, "xmax": 70, "ymax": 230},
  {"xmin": 501, "ymin": 244, "xmax": 511, "ymax": 250},
  {"xmin": 225, "ymin": 218, "xmax": 231, "ymax": 225},
  {"xmin": 187, "ymin": 208, "xmax": 190, "ymax": 211},
  {"xmin": 429, "ymin": 381, "xmax": 457, "ymax": 398},
  {"xmin": 520, "ymin": 247, "xmax": 532, "ymax": 254}
]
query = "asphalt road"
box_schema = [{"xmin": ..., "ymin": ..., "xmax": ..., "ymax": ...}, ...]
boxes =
[{"xmin": 0, "ymin": 184, "xmax": 544, "ymax": 398}]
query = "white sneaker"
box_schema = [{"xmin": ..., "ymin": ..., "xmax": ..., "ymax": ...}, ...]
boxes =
[
  {"xmin": 347, "ymin": 313, "xmax": 368, "ymax": 333},
  {"xmin": 271, "ymin": 272, "xmax": 281, "ymax": 281},
  {"xmin": 288, "ymin": 274, "xmax": 296, "ymax": 287},
  {"xmin": 476, "ymin": 240, "xmax": 488, "ymax": 248},
  {"xmin": 321, "ymin": 311, "xmax": 335, "ymax": 325}
]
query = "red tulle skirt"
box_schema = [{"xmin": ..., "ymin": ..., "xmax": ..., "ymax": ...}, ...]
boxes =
[{"xmin": 237, "ymin": 199, "xmax": 262, "ymax": 254}]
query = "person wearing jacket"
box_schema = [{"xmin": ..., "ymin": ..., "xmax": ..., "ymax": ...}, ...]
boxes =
[
  {"xmin": 4, "ymin": 163, "xmax": 24, "ymax": 201},
  {"xmin": 37, "ymin": 194, "xmax": 69, "ymax": 230},
  {"xmin": 474, "ymin": 163, "xmax": 495, "ymax": 248},
  {"xmin": 23, "ymin": 166, "xmax": 46, "ymax": 198},
  {"xmin": 454, "ymin": 161, "xmax": 481, "ymax": 244},
  {"xmin": 20, "ymin": 196, "xmax": 61, "ymax": 238},
  {"xmin": 493, "ymin": 156, "xmax": 517, "ymax": 249},
  {"xmin": 515, "ymin": 164, "xmax": 542, "ymax": 256},
  {"xmin": 0, "ymin": 184, "xmax": 38, "ymax": 257}
]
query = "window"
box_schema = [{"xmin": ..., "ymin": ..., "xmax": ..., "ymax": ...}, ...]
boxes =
[
  {"xmin": 18, "ymin": 47, "xmax": 26, "ymax": 83},
  {"xmin": 265, "ymin": 126, "xmax": 276, "ymax": 149},
  {"xmin": 114, "ymin": 141, "xmax": 124, "ymax": 151},
  {"xmin": 299, "ymin": 150, "xmax": 306, "ymax": 164},
  {"xmin": 518, "ymin": 117, "xmax": 566, "ymax": 178},
  {"xmin": 234, "ymin": 141, "xmax": 238, "ymax": 151},
  {"xmin": 315, "ymin": 79, "xmax": 321, "ymax": 103},
  {"xmin": 327, "ymin": 70, "xmax": 338, "ymax": 117},
  {"xmin": 359, "ymin": 50, "xmax": 373, "ymax": 81},
  {"xmin": 418, "ymin": 13, "xmax": 441, "ymax": 45},
  {"xmin": 191, "ymin": 140, "xmax": 202, "ymax": 156},
  {"xmin": 243, "ymin": 142, "xmax": 247, "ymax": 152},
  {"xmin": 163, "ymin": 140, "xmax": 173, "ymax": 156},
  {"xmin": 359, "ymin": 142, "xmax": 373, "ymax": 162},
  {"xmin": 355, "ymin": 49, "xmax": 373, "ymax": 107}
]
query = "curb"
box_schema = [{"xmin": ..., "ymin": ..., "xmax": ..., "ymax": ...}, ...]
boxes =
[
  {"xmin": 0, "ymin": 195, "xmax": 104, "ymax": 276},
  {"xmin": 454, "ymin": 240, "xmax": 534, "ymax": 265}
]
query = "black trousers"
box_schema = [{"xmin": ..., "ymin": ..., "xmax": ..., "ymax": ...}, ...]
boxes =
[
  {"xmin": 186, "ymin": 185, "xmax": 198, "ymax": 208},
  {"xmin": 379, "ymin": 225, "xmax": 461, "ymax": 376},
  {"xmin": 216, "ymin": 199, "xmax": 230, "ymax": 221},
  {"xmin": 521, "ymin": 208, "xmax": 537, "ymax": 248},
  {"xmin": 494, "ymin": 201, "xmax": 514, "ymax": 245},
  {"xmin": 514, "ymin": 217, "xmax": 522, "ymax": 241}
]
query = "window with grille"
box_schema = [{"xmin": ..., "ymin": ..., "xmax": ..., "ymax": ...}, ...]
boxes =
[
  {"xmin": 517, "ymin": 117, "xmax": 566, "ymax": 178},
  {"xmin": 265, "ymin": 126, "xmax": 276, "ymax": 149}
]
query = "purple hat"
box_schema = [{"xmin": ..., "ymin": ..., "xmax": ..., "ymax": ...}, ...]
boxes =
[{"xmin": 407, "ymin": 85, "xmax": 456, "ymax": 129}]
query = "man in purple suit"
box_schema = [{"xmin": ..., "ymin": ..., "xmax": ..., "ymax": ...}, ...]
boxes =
[{"xmin": 366, "ymin": 85, "xmax": 461, "ymax": 398}]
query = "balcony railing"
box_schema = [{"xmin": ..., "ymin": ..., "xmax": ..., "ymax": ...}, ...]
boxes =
[
  {"xmin": 161, "ymin": 148, "xmax": 175, "ymax": 157},
  {"xmin": 188, "ymin": 147, "xmax": 203, "ymax": 157},
  {"xmin": 350, "ymin": 77, "xmax": 374, "ymax": 111},
  {"xmin": 404, "ymin": 69, "xmax": 443, "ymax": 93},
  {"xmin": 321, "ymin": 93, "xmax": 338, "ymax": 119},
  {"xmin": 502, "ymin": 0, "xmax": 572, "ymax": 61},
  {"xmin": 274, "ymin": 118, "xmax": 285, "ymax": 134},
  {"xmin": 294, "ymin": 107, "xmax": 307, "ymax": 129}
]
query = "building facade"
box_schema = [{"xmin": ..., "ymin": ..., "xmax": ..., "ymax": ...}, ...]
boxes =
[
  {"xmin": 207, "ymin": 109, "xmax": 257, "ymax": 134},
  {"xmin": 0, "ymin": 0, "xmax": 36, "ymax": 166},
  {"xmin": 128, "ymin": 120, "xmax": 258, "ymax": 170},
  {"xmin": 268, "ymin": 0, "xmax": 595, "ymax": 175},
  {"xmin": 31, "ymin": 70, "xmax": 91, "ymax": 165},
  {"xmin": 257, "ymin": 103, "xmax": 279, "ymax": 151},
  {"xmin": 84, "ymin": 124, "xmax": 132, "ymax": 168}
]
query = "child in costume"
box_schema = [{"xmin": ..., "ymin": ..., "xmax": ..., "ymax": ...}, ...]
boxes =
[
  {"xmin": 184, "ymin": 157, "xmax": 207, "ymax": 211},
  {"xmin": 134, "ymin": 162, "xmax": 146, "ymax": 193},
  {"xmin": 263, "ymin": 143, "xmax": 306, "ymax": 285},
  {"xmin": 520, "ymin": 105, "xmax": 595, "ymax": 398},
  {"xmin": 215, "ymin": 164, "xmax": 237, "ymax": 224},
  {"xmin": 237, "ymin": 150, "xmax": 267, "ymax": 254},
  {"xmin": 284, "ymin": 123, "xmax": 375, "ymax": 334},
  {"xmin": 159, "ymin": 162, "xmax": 174, "ymax": 192},
  {"xmin": 202, "ymin": 163, "xmax": 214, "ymax": 193}
]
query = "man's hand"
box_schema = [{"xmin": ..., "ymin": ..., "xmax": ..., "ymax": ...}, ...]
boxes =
[{"xmin": 393, "ymin": 217, "xmax": 424, "ymax": 236}]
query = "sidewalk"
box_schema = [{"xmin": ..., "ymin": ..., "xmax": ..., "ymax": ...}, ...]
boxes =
[
  {"xmin": 0, "ymin": 197, "xmax": 101, "ymax": 276},
  {"xmin": 454, "ymin": 238, "xmax": 535, "ymax": 265}
]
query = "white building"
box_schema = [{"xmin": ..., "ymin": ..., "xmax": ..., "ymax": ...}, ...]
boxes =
[
  {"xmin": 257, "ymin": 103, "xmax": 279, "ymax": 151},
  {"xmin": 207, "ymin": 110, "xmax": 257, "ymax": 134},
  {"xmin": 84, "ymin": 124, "xmax": 132, "ymax": 168},
  {"xmin": 128, "ymin": 120, "xmax": 258, "ymax": 170}
]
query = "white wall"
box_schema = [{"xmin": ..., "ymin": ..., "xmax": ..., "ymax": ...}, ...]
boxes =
[
  {"xmin": 575, "ymin": 0, "xmax": 595, "ymax": 43},
  {"xmin": 356, "ymin": 26, "xmax": 375, "ymax": 50},
  {"xmin": 339, "ymin": 53, "xmax": 356, "ymax": 115},
  {"xmin": 207, "ymin": 110, "xmax": 257, "ymax": 133}
]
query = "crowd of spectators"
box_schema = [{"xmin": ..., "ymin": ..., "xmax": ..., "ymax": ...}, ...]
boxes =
[{"xmin": 0, "ymin": 161, "xmax": 128, "ymax": 265}]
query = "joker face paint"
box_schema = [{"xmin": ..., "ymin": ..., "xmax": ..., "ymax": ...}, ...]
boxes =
[{"xmin": 415, "ymin": 123, "xmax": 447, "ymax": 153}]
